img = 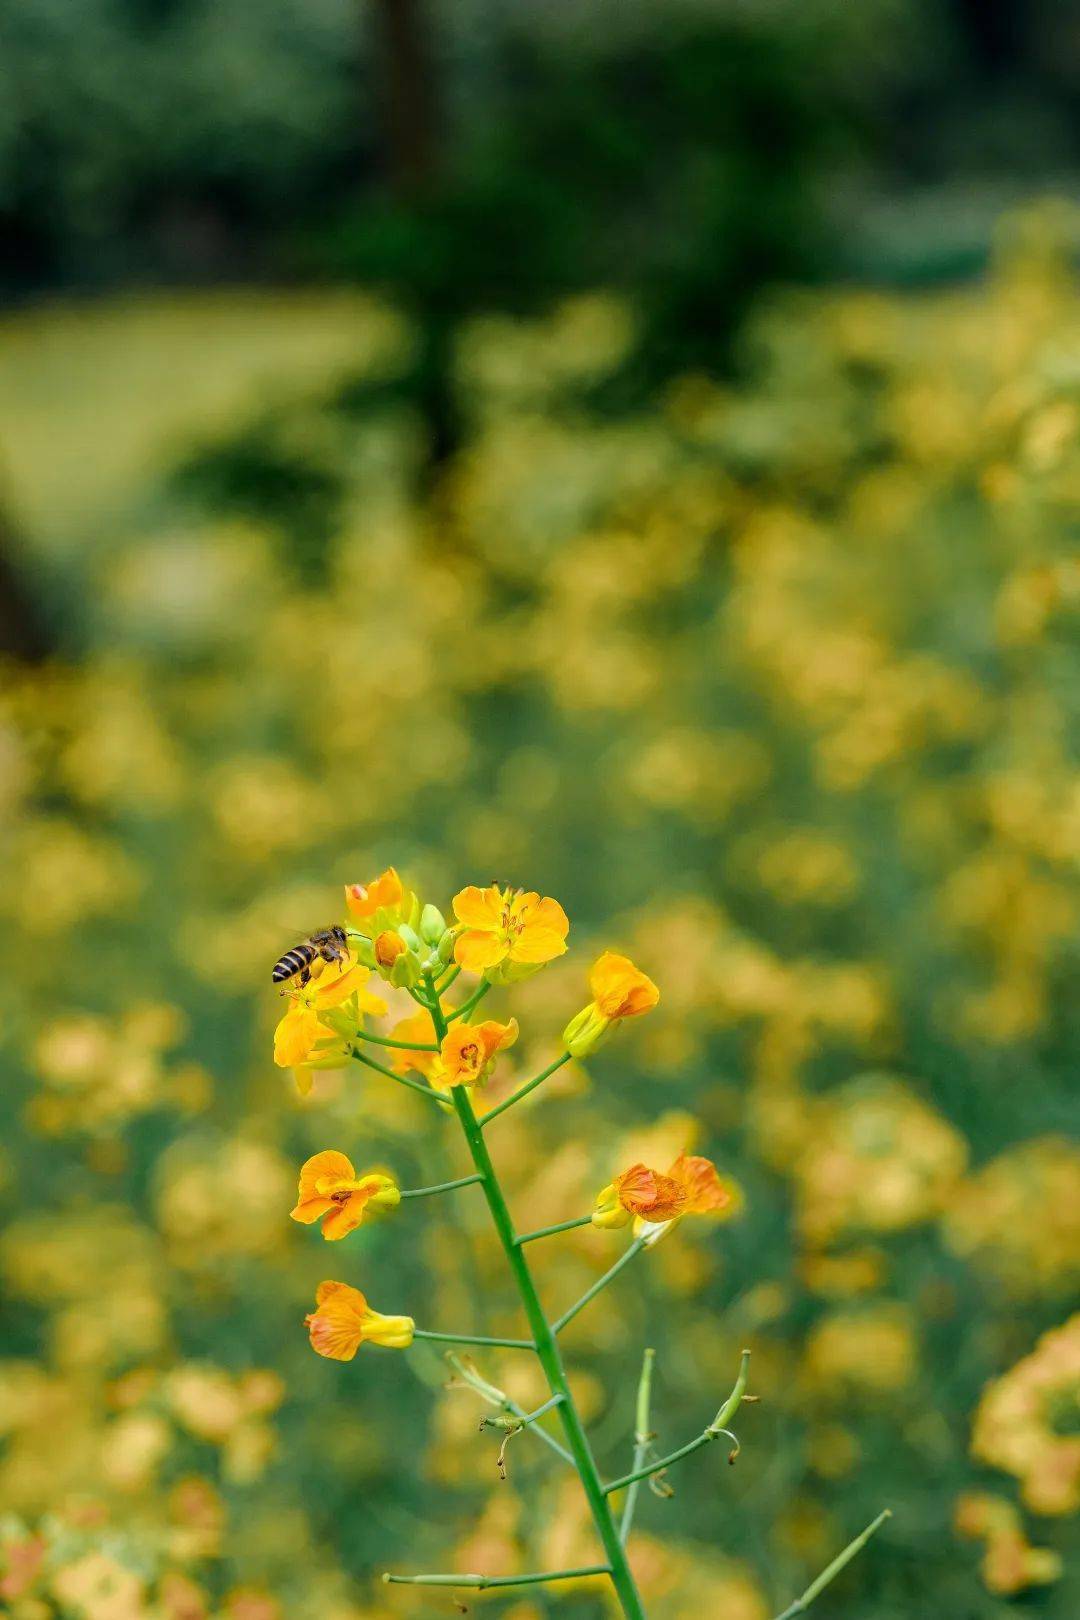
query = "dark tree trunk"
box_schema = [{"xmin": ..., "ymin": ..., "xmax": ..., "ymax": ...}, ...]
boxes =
[
  {"xmin": 0, "ymin": 499, "xmax": 52, "ymax": 662},
  {"xmin": 370, "ymin": 0, "xmax": 439, "ymax": 196}
]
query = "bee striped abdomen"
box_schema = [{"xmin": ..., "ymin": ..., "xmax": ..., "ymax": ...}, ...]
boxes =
[{"xmin": 272, "ymin": 942, "xmax": 318, "ymax": 984}]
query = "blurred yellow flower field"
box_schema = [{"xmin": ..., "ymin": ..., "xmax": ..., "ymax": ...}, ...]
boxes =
[{"xmin": 0, "ymin": 205, "xmax": 1077, "ymax": 1616}]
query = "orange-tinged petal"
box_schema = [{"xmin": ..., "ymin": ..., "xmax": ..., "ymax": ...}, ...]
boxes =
[
  {"xmin": 320, "ymin": 1196, "xmax": 369, "ymax": 1241},
  {"xmin": 611, "ymin": 1163, "xmax": 658, "ymax": 1213},
  {"xmin": 315, "ymin": 1279, "xmax": 362, "ymax": 1307},
  {"xmin": 432, "ymin": 1017, "xmax": 518, "ymax": 1090},
  {"xmin": 669, "ymin": 1152, "xmax": 736, "ymax": 1216},
  {"xmin": 589, "ymin": 951, "xmax": 660, "ymax": 1019},
  {"xmin": 296, "ymin": 1150, "xmax": 356, "ymax": 1206},
  {"xmin": 452, "ymin": 884, "xmax": 505, "ymax": 932},
  {"xmin": 305, "ymin": 1281, "xmax": 367, "ymax": 1361},
  {"xmin": 455, "ymin": 930, "xmax": 508, "ymax": 974},
  {"xmin": 345, "ymin": 868, "xmax": 404, "ymax": 920},
  {"xmin": 290, "ymin": 1195, "xmax": 335, "ymax": 1224},
  {"xmin": 612, "ymin": 1163, "xmax": 687, "ymax": 1221},
  {"xmin": 475, "ymin": 1017, "xmax": 519, "ymax": 1059}
]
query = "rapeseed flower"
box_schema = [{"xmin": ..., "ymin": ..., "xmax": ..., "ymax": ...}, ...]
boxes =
[
  {"xmin": 305, "ymin": 1281, "xmax": 414, "ymax": 1359},
  {"xmin": 452, "ymin": 885, "xmax": 569, "ymax": 982},
  {"xmin": 431, "ymin": 1018, "xmax": 519, "ymax": 1091},
  {"xmin": 563, "ymin": 951, "xmax": 659, "ymax": 1057},
  {"xmin": 290, "ymin": 1151, "xmax": 399, "ymax": 1241}
]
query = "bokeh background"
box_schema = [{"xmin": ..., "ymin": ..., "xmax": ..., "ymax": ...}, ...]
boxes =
[{"xmin": 1, "ymin": 2, "xmax": 1078, "ymax": 1617}]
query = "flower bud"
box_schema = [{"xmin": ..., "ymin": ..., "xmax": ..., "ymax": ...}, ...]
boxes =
[
  {"xmin": 420, "ymin": 904, "xmax": 447, "ymax": 945},
  {"xmin": 562, "ymin": 1003, "xmax": 614, "ymax": 1059},
  {"xmin": 361, "ymin": 1309, "xmax": 415, "ymax": 1349},
  {"xmin": 591, "ymin": 1181, "xmax": 632, "ymax": 1230},
  {"xmin": 374, "ymin": 930, "xmax": 407, "ymax": 970},
  {"xmin": 436, "ymin": 927, "xmax": 457, "ymax": 965}
]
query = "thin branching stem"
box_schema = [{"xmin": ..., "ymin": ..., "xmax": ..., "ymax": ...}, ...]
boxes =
[
  {"xmin": 413, "ymin": 1329, "xmax": 535, "ymax": 1350},
  {"xmin": 771, "ymin": 1510, "xmax": 891, "ymax": 1620},
  {"xmin": 620, "ymin": 1347, "xmax": 655, "ymax": 1543},
  {"xmin": 357, "ymin": 1029, "xmax": 440, "ymax": 1051},
  {"xmin": 351, "ymin": 1047, "xmax": 451, "ymax": 1109},
  {"xmin": 447, "ymin": 980, "xmax": 492, "ymax": 1022},
  {"xmin": 553, "ymin": 1236, "xmax": 648, "ymax": 1334},
  {"xmin": 515, "ymin": 1213, "xmax": 593, "ymax": 1245},
  {"xmin": 383, "ymin": 1566, "xmax": 611, "ymax": 1590},
  {"xmin": 605, "ymin": 1350, "xmax": 751, "ymax": 1495},
  {"xmin": 445, "ymin": 1352, "xmax": 575, "ymax": 1466},
  {"xmin": 399, "ymin": 1174, "xmax": 484, "ymax": 1199},
  {"xmin": 481, "ymin": 1051, "xmax": 572, "ymax": 1124}
]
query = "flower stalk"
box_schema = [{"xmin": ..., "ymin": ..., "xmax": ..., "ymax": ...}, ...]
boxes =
[
  {"xmin": 771, "ymin": 1510, "xmax": 892, "ymax": 1620},
  {"xmin": 481, "ymin": 1050, "xmax": 572, "ymax": 1123},
  {"xmin": 283, "ymin": 871, "xmax": 888, "ymax": 1620},
  {"xmin": 399, "ymin": 1173, "xmax": 483, "ymax": 1199},
  {"xmin": 620, "ymin": 1346, "xmax": 656, "ymax": 1543},
  {"xmin": 383, "ymin": 1566, "xmax": 611, "ymax": 1589}
]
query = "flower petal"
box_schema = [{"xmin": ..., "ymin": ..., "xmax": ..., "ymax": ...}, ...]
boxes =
[
  {"xmin": 510, "ymin": 924, "xmax": 569, "ymax": 964},
  {"xmin": 296, "ymin": 1150, "xmax": 356, "ymax": 1206},
  {"xmin": 455, "ymin": 930, "xmax": 508, "ymax": 974},
  {"xmin": 320, "ymin": 1196, "xmax": 369, "ymax": 1241},
  {"xmin": 452, "ymin": 884, "xmax": 505, "ymax": 931},
  {"xmin": 290, "ymin": 1196, "xmax": 336, "ymax": 1224},
  {"xmin": 274, "ymin": 1005, "xmax": 322, "ymax": 1068}
]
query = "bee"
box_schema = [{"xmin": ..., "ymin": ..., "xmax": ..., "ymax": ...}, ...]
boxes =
[{"xmin": 272, "ymin": 925, "xmax": 349, "ymax": 990}]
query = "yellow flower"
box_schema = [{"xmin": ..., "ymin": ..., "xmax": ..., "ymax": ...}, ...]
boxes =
[
  {"xmin": 592, "ymin": 1150, "xmax": 741, "ymax": 1242},
  {"xmin": 971, "ymin": 1313, "xmax": 1080, "ymax": 1515},
  {"xmin": 344, "ymin": 867, "xmax": 419, "ymax": 939},
  {"xmin": 387, "ymin": 1008, "xmax": 440, "ymax": 1079},
  {"xmin": 452, "ymin": 884, "xmax": 569, "ymax": 982},
  {"xmin": 273, "ymin": 952, "xmax": 386, "ymax": 1093},
  {"xmin": 305, "ymin": 1280, "xmax": 414, "ymax": 1359},
  {"xmin": 563, "ymin": 950, "xmax": 659, "ymax": 1056},
  {"xmin": 290, "ymin": 1151, "xmax": 400, "ymax": 1241},
  {"xmin": 431, "ymin": 1018, "xmax": 519, "ymax": 1091}
]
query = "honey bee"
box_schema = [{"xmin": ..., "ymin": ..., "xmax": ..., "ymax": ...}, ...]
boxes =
[{"xmin": 272, "ymin": 925, "xmax": 348, "ymax": 989}]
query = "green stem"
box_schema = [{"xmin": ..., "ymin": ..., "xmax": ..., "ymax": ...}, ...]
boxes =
[
  {"xmin": 481, "ymin": 1051, "xmax": 572, "ymax": 1124},
  {"xmin": 553, "ymin": 1236, "xmax": 648, "ymax": 1334},
  {"xmin": 413, "ymin": 1329, "xmax": 535, "ymax": 1350},
  {"xmin": 436, "ymin": 963, "xmax": 461, "ymax": 993},
  {"xmin": 446, "ymin": 1351, "xmax": 574, "ymax": 1466},
  {"xmin": 516, "ymin": 1213, "xmax": 594, "ymax": 1245},
  {"xmin": 383, "ymin": 1566, "xmax": 610, "ymax": 1590},
  {"xmin": 357, "ymin": 1030, "xmax": 439, "ymax": 1051},
  {"xmin": 605, "ymin": 1350, "xmax": 751, "ymax": 1495},
  {"xmin": 771, "ymin": 1510, "xmax": 891, "ymax": 1620},
  {"xmin": 447, "ymin": 980, "xmax": 492, "ymax": 1023},
  {"xmin": 518, "ymin": 1392, "xmax": 565, "ymax": 1425},
  {"xmin": 420, "ymin": 973, "xmax": 648, "ymax": 1620},
  {"xmin": 448, "ymin": 1082, "xmax": 648, "ymax": 1620},
  {"xmin": 620, "ymin": 1347, "xmax": 655, "ymax": 1543},
  {"xmin": 400, "ymin": 1174, "xmax": 484, "ymax": 1200},
  {"xmin": 351, "ymin": 1047, "xmax": 451, "ymax": 1110}
]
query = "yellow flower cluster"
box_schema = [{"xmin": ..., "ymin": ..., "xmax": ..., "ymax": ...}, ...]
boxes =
[{"xmin": 971, "ymin": 1314, "xmax": 1080, "ymax": 1515}]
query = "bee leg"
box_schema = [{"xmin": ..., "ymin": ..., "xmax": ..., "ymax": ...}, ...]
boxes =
[{"xmin": 298, "ymin": 965, "xmax": 311, "ymax": 988}]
